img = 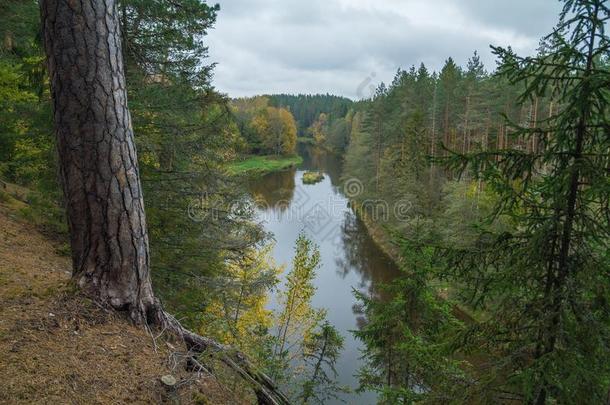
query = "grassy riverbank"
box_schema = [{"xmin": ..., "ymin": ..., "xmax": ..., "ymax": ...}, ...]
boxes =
[{"xmin": 226, "ymin": 155, "xmax": 303, "ymax": 176}]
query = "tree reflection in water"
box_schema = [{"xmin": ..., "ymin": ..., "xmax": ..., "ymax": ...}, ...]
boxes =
[{"xmin": 247, "ymin": 167, "xmax": 296, "ymax": 213}]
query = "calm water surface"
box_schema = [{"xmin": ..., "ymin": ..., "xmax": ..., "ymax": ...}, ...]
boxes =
[{"xmin": 248, "ymin": 146, "xmax": 401, "ymax": 404}]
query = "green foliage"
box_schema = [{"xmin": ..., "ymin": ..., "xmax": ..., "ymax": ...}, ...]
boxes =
[
  {"xmin": 274, "ymin": 234, "xmax": 325, "ymax": 362},
  {"xmin": 346, "ymin": 0, "xmax": 610, "ymax": 403},
  {"xmin": 227, "ymin": 155, "xmax": 303, "ymax": 176},
  {"xmin": 0, "ymin": 1, "xmax": 41, "ymax": 58},
  {"xmin": 342, "ymin": 111, "xmax": 375, "ymax": 196},
  {"xmin": 440, "ymin": 1, "xmax": 610, "ymax": 402},
  {"xmin": 354, "ymin": 230, "xmax": 466, "ymax": 404},
  {"xmin": 120, "ymin": 0, "xmax": 219, "ymax": 86},
  {"xmin": 268, "ymin": 94, "xmax": 353, "ymax": 136},
  {"xmin": 301, "ymin": 171, "xmax": 324, "ymax": 185},
  {"xmin": 0, "ymin": 0, "xmax": 64, "ymax": 236},
  {"xmin": 0, "ymin": 1, "xmax": 51, "ymax": 185},
  {"xmin": 300, "ymin": 322, "xmax": 348, "ymax": 404}
]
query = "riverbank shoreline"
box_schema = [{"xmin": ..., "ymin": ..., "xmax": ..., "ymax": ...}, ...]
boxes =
[
  {"xmin": 351, "ymin": 200, "xmax": 476, "ymax": 322},
  {"xmin": 297, "ymin": 138, "xmax": 342, "ymax": 155},
  {"xmin": 227, "ymin": 154, "xmax": 303, "ymax": 176},
  {"xmin": 350, "ymin": 201, "xmax": 403, "ymax": 264}
]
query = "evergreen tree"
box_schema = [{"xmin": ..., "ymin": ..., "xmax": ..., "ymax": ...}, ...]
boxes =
[
  {"xmin": 119, "ymin": 0, "xmax": 219, "ymax": 87},
  {"xmin": 437, "ymin": 57, "xmax": 462, "ymax": 156},
  {"xmin": 355, "ymin": 231, "xmax": 464, "ymax": 404},
  {"xmin": 362, "ymin": 84, "xmax": 389, "ymax": 193},
  {"xmin": 274, "ymin": 234, "xmax": 325, "ymax": 366},
  {"xmin": 443, "ymin": 1, "xmax": 610, "ymax": 402},
  {"xmin": 299, "ymin": 322, "xmax": 347, "ymax": 404},
  {"xmin": 268, "ymin": 94, "xmax": 352, "ymax": 136}
]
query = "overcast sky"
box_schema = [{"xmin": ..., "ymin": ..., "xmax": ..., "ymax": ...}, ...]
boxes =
[{"xmin": 206, "ymin": 0, "xmax": 563, "ymax": 99}]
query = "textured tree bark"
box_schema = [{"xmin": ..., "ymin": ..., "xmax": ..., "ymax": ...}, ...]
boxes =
[
  {"xmin": 41, "ymin": 0, "xmax": 158, "ymax": 323},
  {"xmin": 39, "ymin": 2, "xmax": 290, "ymax": 403}
]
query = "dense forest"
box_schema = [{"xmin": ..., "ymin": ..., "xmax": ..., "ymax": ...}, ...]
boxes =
[
  {"xmin": 340, "ymin": 4, "xmax": 610, "ymax": 403},
  {"xmin": 1, "ymin": 0, "xmax": 258, "ymax": 318},
  {"xmin": 0, "ymin": 0, "xmax": 347, "ymax": 402},
  {"xmin": 229, "ymin": 94, "xmax": 354, "ymax": 155},
  {"xmin": 267, "ymin": 94, "xmax": 353, "ymax": 136},
  {"xmin": 1, "ymin": 0, "xmax": 609, "ymax": 404}
]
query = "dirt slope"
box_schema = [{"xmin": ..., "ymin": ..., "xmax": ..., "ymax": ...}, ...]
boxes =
[{"xmin": 0, "ymin": 204, "xmax": 242, "ymax": 404}]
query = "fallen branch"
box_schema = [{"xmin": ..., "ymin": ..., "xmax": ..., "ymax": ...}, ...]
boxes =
[{"xmin": 160, "ymin": 310, "xmax": 291, "ymax": 405}]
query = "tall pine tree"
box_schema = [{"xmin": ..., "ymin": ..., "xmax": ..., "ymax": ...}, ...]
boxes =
[{"xmin": 444, "ymin": 1, "xmax": 610, "ymax": 402}]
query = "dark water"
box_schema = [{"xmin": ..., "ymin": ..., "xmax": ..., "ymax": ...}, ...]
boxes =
[{"xmin": 248, "ymin": 145, "xmax": 401, "ymax": 404}]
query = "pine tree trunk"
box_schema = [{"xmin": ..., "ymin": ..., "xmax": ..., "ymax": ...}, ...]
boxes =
[
  {"xmin": 40, "ymin": 3, "xmax": 291, "ymax": 403},
  {"xmin": 535, "ymin": 4, "xmax": 600, "ymax": 404},
  {"xmin": 41, "ymin": 0, "xmax": 158, "ymax": 323},
  {"xmin": 443, "ymin": 103, "xmax": 449, "ymax": 156},
  {"xmin": 463, "ymin": 93, "xmax": 470, "ymax": 153},
  {"xmin": 375, "ymin": 114, "xmax": 382, "ymax": 192},
  {"xmin": 303, "ymin": 329, "xmax": 328, "ymax": 403},
  {"xmin": 430, "ymin": 82, "xmax": 437, "ymax": 168},
  {"xmin": 531, "ymin": 97, "xmax": 539, "ymax": 153}
]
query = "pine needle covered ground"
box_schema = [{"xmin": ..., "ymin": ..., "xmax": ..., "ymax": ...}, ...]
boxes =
[{"xmin": 0, "ymin": 193, "xmax": 245, "ymax": 405}]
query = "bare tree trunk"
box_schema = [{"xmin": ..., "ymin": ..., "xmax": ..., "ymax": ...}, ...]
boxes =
[
  {"xmin": 40, "ymin": 2, "xmax": 290, "ymax": 403},
  {"xmin": 302, "ymin": 328, "xmax": 329, "ymax": 404},
  {"xmin": 463, "ymin": 92, "xmax": 470, "ymax": 153},
  {"xmin": 531, "ymin": 97, "xmax": 539, "ymax": 153},
  {"xmin": 41, "ymin": 0, "xmax": 157, "ymax": 324},
  {"xmin": 443, "ymin": 103, "xmax": 449, "ymax": 156},
  {"xmin": 375, "ymin": 114, "xmax": 382, "ymax": 192},
  {"xmin": 534, "ymin": 4, "xmax": 599, "ymax": 404},
  {"xmin": 430, "ymin": 81, "xmax": 437, "ymax": 168}
]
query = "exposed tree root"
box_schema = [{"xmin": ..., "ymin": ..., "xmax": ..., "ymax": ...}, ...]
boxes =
[{"xmin": 159, "ymin": 309, "xmax": 291, "ymax": 405}]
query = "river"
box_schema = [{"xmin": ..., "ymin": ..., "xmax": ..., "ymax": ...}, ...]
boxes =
[{"xmin": 247, "ymin": 145, "xmax": 402, "ymax": 404}]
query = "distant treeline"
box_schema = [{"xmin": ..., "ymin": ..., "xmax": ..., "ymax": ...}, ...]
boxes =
[{"xmin": 267, "ymin": 94, "xmax": 353, "ymax": 135}]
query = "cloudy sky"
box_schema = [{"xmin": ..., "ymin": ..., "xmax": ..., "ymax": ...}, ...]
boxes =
[{"xmin": 206, "ymin": 0, "xmax": 563, "ymax": 99}]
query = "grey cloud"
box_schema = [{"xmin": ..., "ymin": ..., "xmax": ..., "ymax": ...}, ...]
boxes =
[
  {"xmin": 459, "ymin": 0, "xmax": 563, "ymax": 36},
  {"xmin": 206, "ymin": 0, "xmax": 563, "ymax": 98}
]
